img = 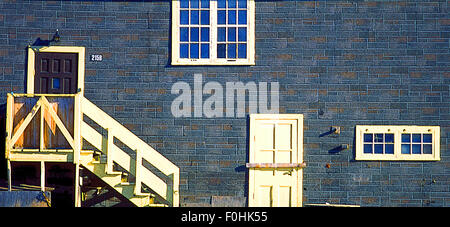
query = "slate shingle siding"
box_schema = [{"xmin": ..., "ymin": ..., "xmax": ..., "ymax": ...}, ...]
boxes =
[{"xmin": 0, "ymin": 0, "xmax": 449, "ymax": 206}]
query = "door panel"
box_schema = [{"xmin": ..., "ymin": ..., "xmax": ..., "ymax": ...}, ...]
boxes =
[
  {"xmin": 249, "ymin": 114, "xmax": 303, "ymax": 207},
  {"xmin": 35, "ymin": 52, "xmax": 78, "ymax": 94}
]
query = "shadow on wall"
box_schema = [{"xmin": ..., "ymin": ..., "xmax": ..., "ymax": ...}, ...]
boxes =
[{"xmin": 0, "ymin": 104, "xmax": 7, "ymax": 184}]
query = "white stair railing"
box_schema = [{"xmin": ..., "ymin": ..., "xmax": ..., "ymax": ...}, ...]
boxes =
[{"xmin": 80, "ymin": 97, "xmax": 179, "ymax": 207}]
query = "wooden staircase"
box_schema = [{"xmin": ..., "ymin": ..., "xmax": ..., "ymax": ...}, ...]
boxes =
[{"xmin": 4, "ymin": 93, "xmax": 179, "ymax": 207}]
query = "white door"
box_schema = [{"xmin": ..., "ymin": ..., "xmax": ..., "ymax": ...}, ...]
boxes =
[{"xmin": 248, "ymin": 114, "xmax": 304, "ymax": 207}]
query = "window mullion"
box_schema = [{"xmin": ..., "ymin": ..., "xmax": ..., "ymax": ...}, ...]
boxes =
[{"xmin": 210, "ymin": 0, "xmax": 217, "ymax": 62}]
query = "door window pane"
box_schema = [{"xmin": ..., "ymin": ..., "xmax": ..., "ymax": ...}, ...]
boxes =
[{"xmin": 52, "ymin": 78, "xmax": 60, "ymax": 89}]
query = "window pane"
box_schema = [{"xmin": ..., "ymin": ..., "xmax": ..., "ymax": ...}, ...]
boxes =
[
  {"xmin": 412, "ymin": 134, "xmax": 421, "ymax": 143},
  {"xmin": 238, "ymin": 27, "xmax": 247, "ymax": 41},
  {"xmin": 364, "ymin": 144, "xmax": 372, "ymax": 154},
  {"xmin": 218, "ymin": 27, "xmax": 226, "ymax": 42},
  {"xmin": 423, "ymin": 144, "xmax": 432, "ymax": 154},
  {"xmin": 180, "ymin": 27, "xmax": 189, "ymax": 42},
  {"xmin": 227, "ymin": 44, "xmax": 236, "ymax": 58},
  {"xmin": 201, "ymin": 0, "xmax": 210, "ymax": 8},
  {"xmin": 228, "ymin": 27, "xmax": 236, "ymax": 41},
  {"xmin": 201, "ymin": 27, "xmax": 209, "ymax": 42},
  {"xmin": 423, "ymin": 134, "xmax": 432, "ymax": 143},
  {"xmin": 181, "ymin": 0, "xmax": 189, "ymax": 8},
  {"xmin": 201, "ymin": 10, "xmax": 210, "ymax": 25},
  {"xmin": 52, "ymin": 78, "xmax": 60, "ymax": 89},
  {"xmin": 180, "ymin": 44, "xmax": 189, "ymax": 58},
  {"xmin": 385, "ymin": 134, "xmax": 394, "ymax": 143},
  {"xmin": 228, "ymin": 10, "xmax": 236, "ymax": 24},
  {"xmin": 238, "ymin": 10, "xmax": 247, "ymax": 24},
  {"xmin": 180, "ymin": 10, "xmax": 189, "ymax": 25},
  {"xmin": 402, "ymin": 134, "xmax": 410, "ymax": 143},
  {"xmin": 190, "ymin": 43, "xmax": 199, "ymax": 58},
  {"xmin": 238, "ymin": 0, "xmax": 247, "ymax": 8},
  {"xmin": 364, "ymin": 134, "xmax": 373, "ymax": 143},
  {"xmin": 217, "ymin": 44, "xmax": 226, "ymax": 58},
  {"xmin": 190, "ymin": 27, "xmax": 199, "ymax": 41},
  {"xmin": 374, "ymin": 134, "xmax": 383, "ymax": 142},
  {"xmin": 218, "ymin": 10, "xmax": 226, "ymax": 24},
  {"xmin": 218, "ymin": 0, "xmax": 226, "ymax": 8},
  {"xmin": 401, "ymin": 144, "xmax": 410, "ymax": 154},
  {"xmin": 238, "ymin": 44, "xmax": 246, "ymax": 58},
  {"xmin": 228, "ymin": 0, "xmax": 236, "ymax": 8},
  {"xmin": 385, "ymin": 144, "xmax": 394, "ymax": 154},
  {"xmin": 201, "ymin": 44, "xmax": 209, "ymax": 59},
  {"xmin": 191, "ymin": 10, "xmax": 199, "ymax": 24},
  {"xmin": 190, "ymin": 0, "xmax": 199, "ymax": 8},
  {"xmin": 412, "ymin": 144, "xmax": 421, "ymax": 154},
  {"xmin": 374, "ymin": 144, "xmax": 383, "ymax": 154}
]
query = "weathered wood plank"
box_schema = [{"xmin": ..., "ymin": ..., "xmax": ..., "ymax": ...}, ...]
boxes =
[{"xmin": 10, "ymin": 98, "xmax": 42, "ymax": 148}]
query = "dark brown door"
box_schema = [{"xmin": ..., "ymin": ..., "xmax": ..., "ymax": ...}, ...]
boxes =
[{"xmin": 35, "ymin": 52, "xmax": 78, "ymax": 94}]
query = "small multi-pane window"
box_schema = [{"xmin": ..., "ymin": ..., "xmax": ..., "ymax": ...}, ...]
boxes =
[
  {"xmin": 363, "ymin": 133, "xmax": 394, "ymax": 154},
  {"xmin": 172, "ymin": 0, "xmax": 255, "ymax": 65},
  {"xmin": 401, "ymin": 133, "xmax": 433, "ymax": 155},
  {"xmin": 356, "ymin": 126, "xmax": 440, "ymax": 161}
]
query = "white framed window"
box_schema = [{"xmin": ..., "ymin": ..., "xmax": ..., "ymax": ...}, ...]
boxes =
[
  {"xmin": 172, "ymin": 0, "xmax": 255, "ymax": 65},
  {"xmin": 355, "ymin": 125, "xmax": 440, "ymax": 161}
]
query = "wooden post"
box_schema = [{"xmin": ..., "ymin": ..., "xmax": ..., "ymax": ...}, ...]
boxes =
[
  {"xmin": 74, "ymin": 163, "xmax": 81, "ymax": 207},
  {"xmin": 40, "ymin": 161, "xmax": 45, "ymax": 191},
  {"xmin": 73, "ymin": 93, "xmax": 81, "ymax": 164},
  {"xmin": 7, "ymin": 160, "xmax": 12, "ymax": 191},
  {"xmin": 107, "ymin": 128, "xmax": 114, "ymax": 174},
  {"xmin": 40, "ymin": 106, "xmax": 44, "ymax": 151},
  {"xmin": 134, "ymin": 150, "xmax": 141, "ymax": 195}
]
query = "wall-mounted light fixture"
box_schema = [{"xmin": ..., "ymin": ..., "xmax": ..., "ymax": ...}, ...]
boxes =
[
  {"xmin": 340, "ymin": 144, "xmax": 349, "ymax": 150},
  {"xmin": 50, "ymin": 29, "xmax": 60, "ymax": 43},
  {"xmin": 331, "ymin": 126, "xmax": 340, "ymax": 135}
]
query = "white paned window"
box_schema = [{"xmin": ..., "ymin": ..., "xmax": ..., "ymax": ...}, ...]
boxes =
[
  {"xmin": 172, "ymin": 0, "xmax": 255, "ymax": 65},
  {"xmin": 355, "ymin": 125, "xmax": 440, "ymax": 161}
]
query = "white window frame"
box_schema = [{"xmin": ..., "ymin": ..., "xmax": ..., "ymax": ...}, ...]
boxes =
[
  {"xmin": 171, "ymin": 0, "xmax": 255, "ymax": 65},
  {"xmin": 355, "ymin": 125, "xmax": 440, "ymax": 161}
]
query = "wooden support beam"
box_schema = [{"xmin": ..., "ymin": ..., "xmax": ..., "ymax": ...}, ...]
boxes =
[
  {"xmin": 7, "ymin": 160, "xmax": 11, "ymax": 191},
  {"xmin": 40, "ymin": 96, "xmax": 75, "ymax": 150},
  {"xmin": 10, "ymin": 98, "xmax": 42, "ymax": 147},
  {"xmin": 73, "ymin": 93, "xmax": 81, "ymax": 164},
  {"xmin": 134, "ymin": 150, "xmax": 142, "ymax": 195},
  {"xmin": 40, "ymin": 161, "xmax": 45, "ymax": 191},
  {"xmin": 74, "ymin": 163, "xmax": 81, "ymax": 207},
  {"xmin": 40, "ymin": 106, "xmax": 44, "ymax": 151},
  {"xmin": 106, "ymin": 128, "xmax": 114, "ymax": 174},
  {"xmin": 5, "ymin": 93, "xmax": 14, "ymax": 160}
]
